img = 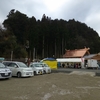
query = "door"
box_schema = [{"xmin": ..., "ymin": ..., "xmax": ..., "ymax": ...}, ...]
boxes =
[{"xmin": 7, "ymin": 63, "xmax": 18, "ymax": 76}]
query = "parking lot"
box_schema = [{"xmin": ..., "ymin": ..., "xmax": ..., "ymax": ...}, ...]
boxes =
[{"xmin": 0, "ymin": 72, "xmax": 100, "ymax": 100}]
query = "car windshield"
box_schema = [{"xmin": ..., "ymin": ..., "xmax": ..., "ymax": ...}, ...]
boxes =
[
  {"xmin": 33, "ymin": 63, "xmax": 42, "ymax": 67},
  {"xmin": 40, "ymin": 63, "xmax": 48, "ymax": 67},
  {"xmin": 0, "ymin": 63, "xmax": 6, "ymax": 68},
  {"xmin": 44, "ymin": 64, "xmax": 49, "ymax": 67},
  {"xmin": 17, "ymin": 62, "xmax": 28, "ymax": 68}
]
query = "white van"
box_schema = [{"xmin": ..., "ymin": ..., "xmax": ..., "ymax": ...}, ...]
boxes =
[
  {"xmin": 3, "ymin": 61, "xmax": 33, "ymax": 78},
  {"xmin": 86, "ymin": 59, "xmax": 99, "ymax": 69},
  {"xmin": 29, "ymin": 62, "xmax": 44, "ymax": 75}
]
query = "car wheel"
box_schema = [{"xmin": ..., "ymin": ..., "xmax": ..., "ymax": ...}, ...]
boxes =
[
  {"xmin": 44, "ymin": 70, "xmax": 46, "ymax": 74},
  {"xmin": 17, "ymin": 72, "xmax": 21, "ymax": 78},
  {"xmin": 34, "ymin": 71, "xmax": 36, "ymax": 75}
]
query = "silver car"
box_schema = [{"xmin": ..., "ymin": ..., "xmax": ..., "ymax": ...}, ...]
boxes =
[
  {"xmin": 0, "ymin": 62, "xmax": 12, "ymax": 79},
  {"xmin": 3, "ymin": 61, "xmax": 33, "ymax": 78},
  {"xmin": 29, "ymin": 62, "xmax": 44, "ymax": 75},
  {"xmin": 39, "ymin": 62, "xmax": 51, "ymax": 74}
]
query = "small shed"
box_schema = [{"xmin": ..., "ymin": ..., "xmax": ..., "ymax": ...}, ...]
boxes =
[{"xmin": 41, "ymin": 58, "xmax": 57, "ymax": 69}]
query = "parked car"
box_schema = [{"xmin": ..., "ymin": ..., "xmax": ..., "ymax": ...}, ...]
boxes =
[
  {"xmin": 0, "ymin": 62, "xmax": 12, "ymax": 79},
  {"xmin": 29, "ymin": 62, "xmax": 44, "ymax": 75},
  {"xmin": 3, "ymin": 61, "xmax": 33, "ymax": 78},
  {"xmin": 39, "ymin": 62, "xmax": 51, "ymax": 74}
]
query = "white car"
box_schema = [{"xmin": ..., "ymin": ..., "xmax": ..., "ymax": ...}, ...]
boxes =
[
  {"xmin": 29, "ymin": 62, "xmax": 44, "ymax": 75},
  {"xmin": 3, "ymin": 61, "xmax": 33, "ymax": 78},
  {"xmin": 39, "ymin": 62, "xmax": 51, "ymax": 74},
  {"xmin": 0, "ymin": 62, "xmax": 12, "ymax": 79}
]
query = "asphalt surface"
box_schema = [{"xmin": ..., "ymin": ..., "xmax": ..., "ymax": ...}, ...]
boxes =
[{"xmin": 51, "ymin": 68, "xmax": 100, "ymax": 76}]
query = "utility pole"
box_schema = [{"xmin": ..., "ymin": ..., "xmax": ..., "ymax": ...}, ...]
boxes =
[
  {"xmin": 33, "ymin": 48, "xmax": 35, "ymax": 60},
  {"xmin": 11, "ymin": 51, "xmax": 13, "ymax": 61},
  {"xmin": 42, "ymin": 36, "xmax": 44, "ymax": 58}
]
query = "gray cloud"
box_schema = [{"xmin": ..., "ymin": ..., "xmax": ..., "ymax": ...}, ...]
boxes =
[{"xmin": 0, "ymin": 0, "xmax": 100, "ymax": 35}]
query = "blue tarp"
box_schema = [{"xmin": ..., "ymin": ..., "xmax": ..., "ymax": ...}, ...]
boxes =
[{"xmin": 43, "ymin": 58, "xmax": 56, "ymax": 61}]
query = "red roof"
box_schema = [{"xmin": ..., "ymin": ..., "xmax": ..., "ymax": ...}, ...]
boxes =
[
  {"xmin": 91, "ymin": 53, "xmax": 100, "ymax": 60},
  {"xmin": 63, "ymin": 48, "xmax": 90, "ymax": 58}
]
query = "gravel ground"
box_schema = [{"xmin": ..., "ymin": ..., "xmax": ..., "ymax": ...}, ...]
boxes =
[{"xmin": 0, "ymin": 72, "xmax": 100, "ymax": 100}]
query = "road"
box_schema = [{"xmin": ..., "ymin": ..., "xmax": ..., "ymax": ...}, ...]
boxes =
[{"xmin": 52, "ymin": 68, "xmax": 100, "ymax": 76}]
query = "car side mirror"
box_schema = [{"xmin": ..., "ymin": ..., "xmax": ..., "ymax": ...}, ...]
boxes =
[{"xmin": 14, "ymin": 65, "xmax": 18, "ymax": 68}]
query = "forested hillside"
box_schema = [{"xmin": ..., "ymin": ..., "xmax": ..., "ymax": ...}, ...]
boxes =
[{"xmin": 0, "ymin": 9, "xmax": 100, "ymax": 59}]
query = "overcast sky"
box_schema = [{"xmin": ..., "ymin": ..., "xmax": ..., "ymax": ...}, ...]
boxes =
[{"xmin": 0, "ymin": 0, "xmax": 100, "ymax": 36}]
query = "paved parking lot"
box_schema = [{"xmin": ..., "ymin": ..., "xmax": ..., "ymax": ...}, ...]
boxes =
[
  {"xmin": 0, "ymin": 72, "xmax": 100, "ymax": 100},
  {"xmin": 52, "ymin": 68, "xmax": 100, "ymax": 76}
]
